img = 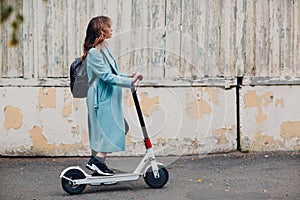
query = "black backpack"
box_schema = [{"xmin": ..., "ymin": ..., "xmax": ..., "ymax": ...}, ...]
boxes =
[{"xmin": 70, "ymin": 57, "xmax": 96, "ymax": 98}]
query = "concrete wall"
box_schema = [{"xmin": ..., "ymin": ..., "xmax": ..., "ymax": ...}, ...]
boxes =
[
  {"xmin": 240, "ymin": 85, "xmax": 300, "ymax": 152},
  {"xmin": 0, "ymin": 86, "xmax": 237, "ymax": 156},
  {"xmin": 2, "ymin": 84, "xmax": 300, "ymax": 156}
]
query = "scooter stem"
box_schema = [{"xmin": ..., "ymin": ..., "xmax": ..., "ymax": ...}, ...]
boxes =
[{"xmin": 131, "ymin": 86, "xmax": 152, "ymax": 149}]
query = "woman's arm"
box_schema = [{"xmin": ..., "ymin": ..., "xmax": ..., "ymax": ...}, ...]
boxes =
[{"xmin": 87, "ymin": 48, "xmax": 133, "ymax": 88}]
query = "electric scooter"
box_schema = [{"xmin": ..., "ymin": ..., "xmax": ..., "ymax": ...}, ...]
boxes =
[{"xmin": 60, "ymin": 84, "xmax": 169, "ymax": 195}]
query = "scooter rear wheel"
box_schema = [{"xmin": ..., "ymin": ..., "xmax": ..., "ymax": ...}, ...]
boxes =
[
  {"xmin": 144, "ymin": 167, "xmax": 169, "ymax": 188},
  {"xmin": 61, "ymin": 169, "xmax": 86, "ymax": 195}
]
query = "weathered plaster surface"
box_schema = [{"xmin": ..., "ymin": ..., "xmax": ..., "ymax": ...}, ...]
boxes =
[
  {"xmin": 29, "ymin": 125, "xmax": 89, "ymax": 155},
  {"xmin": 3, "ymin": 105, "xmax": 23, "ymax": 130},
  {"xmin": 0, "ymin": 86, "xmax": 236, "ymax": 156},
  {"xmin": 122, "ymin": 87, "xmax": 237, "ymax": 156},
  {"xmin": 241, "ymin": 86, "xmax": 300, "ymax": 151},
  {"xmin": 280, "ymin": 121, "xmax": 300, "ymax": 139},
  {"xmin": 38, "ymin": 88, "xmax": 56, "ymax": 110},
  {"xmin": 2, "ymin": 85, "xmax": 299, "ymax": 156},
  {"xmin": 244, "ymin": 90, "xmax": 274, "ymax": 127},
  {"xmin": 185, "ymin": 88, "xmax": 223, "ymax": 119}
]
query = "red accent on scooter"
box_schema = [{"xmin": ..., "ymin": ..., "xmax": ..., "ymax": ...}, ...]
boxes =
[{"xmin": 144, "ymin": 138, "xmax": 152, "ymax": 149}]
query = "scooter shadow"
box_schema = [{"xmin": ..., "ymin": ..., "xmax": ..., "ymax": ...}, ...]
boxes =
[{"xmin": 83, "ymin": 179, "xmax": 154, "ymax": 194}]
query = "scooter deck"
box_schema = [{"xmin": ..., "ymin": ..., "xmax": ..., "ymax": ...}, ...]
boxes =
[{"xmin": 73, "ymin": 173, "xmax": 140, "ymax": 185}]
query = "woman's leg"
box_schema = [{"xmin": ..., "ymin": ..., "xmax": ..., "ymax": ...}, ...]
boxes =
[
  {"xmin": 92, "ymin": 150, "xmax": 107, "ymax": 164},
  {"xmin": 96, "ymin": 152, "xmax": 107, "ymax": 157},
  {"xmin": 95, "ymin": 152, "xmax": 107, "ymax": 164},
  {"xmin": 92, "ymin": 150, "xmax": 107, "ymax": 159}
]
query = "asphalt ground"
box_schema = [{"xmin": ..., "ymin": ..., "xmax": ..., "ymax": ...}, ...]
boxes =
[{"xmin": 0, "ymin": 151, "xmax": 299, "ymax": 200}]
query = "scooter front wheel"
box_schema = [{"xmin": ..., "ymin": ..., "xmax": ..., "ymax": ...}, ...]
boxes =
[
  {"xmin": 144, "ymin": 167, "xmax": 169, "ymax": 188},
  {"xmin": 61, "ymin": 169, "xmax": 86, "ymax": 195}
]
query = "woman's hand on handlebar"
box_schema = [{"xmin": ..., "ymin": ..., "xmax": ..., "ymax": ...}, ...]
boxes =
[{"xmin": 131, "ymin": 72, "xmax": 143, "ymax": 84}]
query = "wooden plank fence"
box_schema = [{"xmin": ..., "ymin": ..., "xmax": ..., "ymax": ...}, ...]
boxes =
[{"xmin": 0, "ymin": 0, "xmax": 299, "ymax": 86}]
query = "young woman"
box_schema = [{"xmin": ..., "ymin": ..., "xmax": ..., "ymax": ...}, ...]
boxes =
[{"xmin": 82, "ymin": 16, "xmax": 143, "ymax": 175}]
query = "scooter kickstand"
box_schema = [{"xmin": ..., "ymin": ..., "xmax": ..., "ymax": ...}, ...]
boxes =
[{"xmin": 62, "ymin": 175, "xmax": 75, "ymax": 183}]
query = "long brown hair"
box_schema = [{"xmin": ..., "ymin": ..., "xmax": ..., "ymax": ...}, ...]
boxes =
[{"xmin": 82, "ymin": 16, "xmax": 111, "ymax": 60}]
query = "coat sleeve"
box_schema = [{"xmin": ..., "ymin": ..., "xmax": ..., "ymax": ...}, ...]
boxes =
[{"xmin": 87, "ymin": 48, "xmax": 133, "ymax": 88}]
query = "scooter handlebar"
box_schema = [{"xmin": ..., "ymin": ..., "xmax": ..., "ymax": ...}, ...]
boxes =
[{"xmin": 131, "ymin": 76, "xmax": 143, "ymax": 92}]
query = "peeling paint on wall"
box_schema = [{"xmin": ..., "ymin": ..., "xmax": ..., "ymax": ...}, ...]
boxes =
[
  {"xmin": 280, "ymin": 121, "xmax": 300, "ymax": 139},
  {"xmin": 262, "ymin": 92, "xmax": 274, "ymax": 108},
  {"xmin": 29, "ymin": 126, "xmax": 52, "ymax": 151},
  {"xmin": 185, "ymin": 88, "xmax": 216, "ymax": 119},
  {"xmin": 212, "ymin": 128, "xmax": 228, "ymax": 144},
  {"xmin": 124, "ymin": 91, "xmax": 159, "ymax": 117},
  {"xmin": 62, "ymin": 90, "xmax": 74, "ymax": 118},
  {"xmin": 256, "ymin": 109, "xmax": 267, "ymax": 128},
  {"xmin": 244, "ymin": 90, "xmax": 274, "ymax": 127},
  {"xmin": 2, "ymin": 84, "xmax": 299, "ymax": 155},
  {"xmin": 252, "ymin": 133, "xmax": 281, "ymax": 151},
  {"xmin": 244, "ymin": 90, "xmax": 260, "ymax": 107},
  {"xmin": 244, "ymin": 91, "xmax": 274, "ymax": 108},
  {"xmin": 3, "ymin": 105, "xmax": 23, "ymax": 130},
  {"xmin": 212, "ymin": 125, "xmax": 236, "ymax": 145},
  {"xmin": 138, "ymin": 92, "xmax": 159, "ymax": 117},
  {"xmin": 241, "ymin": 86, "xmax": 300, "ymax": 152},
  {"xmin": 72, "ymin": 98, "xmax": 80, "ymax": 110},
  {"xmin": 38, "ymin": 88, "xmax": 56, "ymax": 110},
  {"xmin": 125, "ymin": 132, "xmax": 133, "ymax": 145},
  {"xmin": 61, "ymin": 102, "xmax": 72, "ymax": 117},
  {"xmin": 71, "ymin": 125, "xmax": 80, "ymax": 134},
  {"xmin": 186, "ymin": 99, "xmax": 212, "ymax": 119},
  {"xmin": 29, "ymin": 125, "xmax": 89, "ymax": 154},
  {"xmin": 212, "ymin": 127, "xmax": 234, "ymax": 145},
  {"xmin": 205, "ymin": 88, "xmax": 221, "ymax": 105},
  {"xmin": 275, "ymin": 98, "xmax": 284, "ymax": 107}
]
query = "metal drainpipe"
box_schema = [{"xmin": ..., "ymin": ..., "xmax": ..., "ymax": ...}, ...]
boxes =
[{"xmin": 236, "ymin": 76, "xmax": 243, "ymax": 151}]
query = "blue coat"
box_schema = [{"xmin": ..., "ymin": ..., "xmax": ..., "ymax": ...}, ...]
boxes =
[{"xmin": 86, "ymin": 45, "xmax": 132, "ymax": 152}]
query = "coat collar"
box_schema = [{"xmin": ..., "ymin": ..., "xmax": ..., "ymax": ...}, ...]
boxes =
[{"xmin": 101, "ymin": 45, "xmax": 119, "ymax": 74}]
